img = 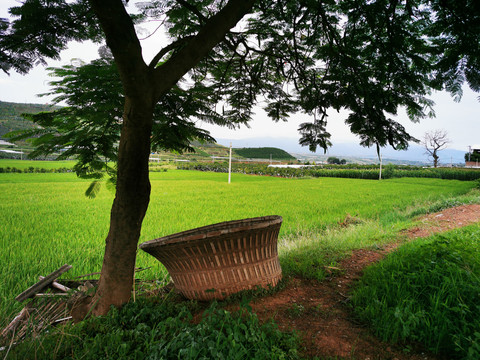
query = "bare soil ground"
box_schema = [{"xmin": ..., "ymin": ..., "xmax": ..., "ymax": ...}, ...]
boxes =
[{"xmin": 250, "ymin": 204, "xmax": 480, "ymax": 360}]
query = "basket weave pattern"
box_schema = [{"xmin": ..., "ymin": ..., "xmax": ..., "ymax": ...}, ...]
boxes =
[{"xmin": 140, "ymin": 216, "xmax": 282, "ymax": 300}]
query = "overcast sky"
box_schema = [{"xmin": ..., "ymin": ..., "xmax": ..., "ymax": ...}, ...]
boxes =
[{"xmin": 1, "ymin": 1, "xmax": 479, "ymax": 153}]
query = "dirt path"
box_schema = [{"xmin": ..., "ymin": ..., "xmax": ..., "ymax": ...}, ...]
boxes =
[{"xmin": 251, "ymin": 204, "xmax": 480, "ymax": 360}]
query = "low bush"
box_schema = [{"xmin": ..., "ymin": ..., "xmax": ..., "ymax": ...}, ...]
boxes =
[
  {"xmin": 178, "ymin": 162, "xmax": 480, "ymax": 181},
  {"xmin": 351, "ymin": 225, "xmax": 480, "ymax": 359}
]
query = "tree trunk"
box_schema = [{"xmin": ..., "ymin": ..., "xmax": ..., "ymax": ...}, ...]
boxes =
[
  {"xmin": 433, "ymin": 152, "xmax": 439, "ymax": 168},
  {"xmin": 85, "ymin": 0, "xmax": 256, "ymax": 317},
  {"xmin": 90, "ymin": 97, "xmax": 154, "ymax": 316}
]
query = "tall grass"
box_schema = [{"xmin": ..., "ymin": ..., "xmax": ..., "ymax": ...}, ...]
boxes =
[
  {"xmin": 279, "ymin": 219, "xmax": 400, "ymax": 280},
  {"xmin": 351, "ymin": 225, "xmax": 480, "ymax": 359},
  {"xmin": 0, "ymin": 170, "xmax": 476, "ymax": 324}
]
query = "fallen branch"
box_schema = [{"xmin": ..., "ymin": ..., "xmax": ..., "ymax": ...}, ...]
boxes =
[
  {"xmin": 16, "ymin": 264, "xmax": 72, "ymax": 302},
  {"xmin": 39, "ymin": 276, "xmax": 71, "ymax": 292}
]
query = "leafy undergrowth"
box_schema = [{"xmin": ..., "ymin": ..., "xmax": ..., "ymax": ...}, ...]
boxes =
[
  {"xmin": 351, "ymin": 224, "xmax": 480, "ymax": 359},
  {"xmin": 5, "ymin": 296, "xmax": 299, "ymax": 360}
]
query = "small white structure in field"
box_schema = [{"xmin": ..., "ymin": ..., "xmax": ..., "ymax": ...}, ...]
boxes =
[
  {"xmin": 0, "ymin": 140, "xmax": 16, "ymax": 146},
  {"xmin": 267, "ymin": 164, "xmax": 316, "ymax": 168}
]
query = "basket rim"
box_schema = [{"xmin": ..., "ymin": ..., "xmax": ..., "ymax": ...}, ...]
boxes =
[{"xmin": 139, "ymin": 215, "xmax": 282, "ymax": 249}]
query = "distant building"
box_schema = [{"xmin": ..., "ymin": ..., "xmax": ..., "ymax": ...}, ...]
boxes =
[
  {"xmin": 268, "ymin": 164, "xmax": 316, "ymax": 169},
  {"xmin": 465, "ymin": 145, "xmax": 480, "ymax": 168},
  {"xmin": 0, "ymin": 140, "xmax": 16, "ymax": 146}
]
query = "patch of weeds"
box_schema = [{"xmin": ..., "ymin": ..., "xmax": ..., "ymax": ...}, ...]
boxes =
[
  {"xmin": 351, "ymin": 224, "xmax": 480, "ymax": 359},
  {"xmin": 287, "ymin": 303, "xmax": 306, "ymax": 318},
  {"xmin": 6, "ymin": 295, "xmax": 300, "ymax": 360},
  {"xmin": 474, "ymin": 179, "xmax": 480, "ymax": 190},
  {"xmin": 308, "ymin": 303, "xmax": 330, "ymax": 319},
  {"xmin": 280, "ymin": 249, "xmax": 330, "ymax": 281},
  {"xmin": 337, "ymin": 214, "xmax": 364, "ymax": 228},
  {"xmin": 279, "ymin": 220, "xmax": 395, "ymax": 281}
]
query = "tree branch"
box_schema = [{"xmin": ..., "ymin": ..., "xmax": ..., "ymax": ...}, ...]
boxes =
[
  {"xmin": 176, "ymin": 0, "xmax": 207, "ymax": 24},
  {"xmin": 152, "ymin": 0, "xmax": 256, "ymax": 101},
  {"xmin": 89, "ymin": 0, "xmax": 148, "ymax": 98},
  {"xmin": 148, "ymin": 36, "xmax": 195, "ymax": 69}
]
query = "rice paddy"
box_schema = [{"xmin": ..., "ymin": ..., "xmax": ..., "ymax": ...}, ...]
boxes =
[{"xmin": 0, "ymin": 167, "xmax": 476, "ymax": 324}]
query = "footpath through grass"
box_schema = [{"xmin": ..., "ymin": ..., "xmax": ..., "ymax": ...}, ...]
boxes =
[{"xmin": 351, "ymin": 224, "xmax": 480, "ymax": 359}]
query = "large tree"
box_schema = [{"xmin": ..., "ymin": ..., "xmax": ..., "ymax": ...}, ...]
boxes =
[{"xmin": 1, "ymin": 0, "xmax": 479, "ymax": 316}]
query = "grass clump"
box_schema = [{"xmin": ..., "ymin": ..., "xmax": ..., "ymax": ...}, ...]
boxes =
[
  {"xmin": 6, "ymin": 297, "xmax": 299, "ymax": 360},
  {"xmin": 351, "ymin": 224, "xmax": 480, "ymax": 359},
  {"xmin": 279, "ymin": 219, "xmax": 399, "ymax": 281},
  {"xmin": 406, "ymin": 190, "xmax": 480, "ymax": 218}
]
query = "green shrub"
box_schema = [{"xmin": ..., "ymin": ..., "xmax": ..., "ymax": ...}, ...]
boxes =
[{"xmin": 351, "ymin": 225, "xmax": 480, "ymax": 359}]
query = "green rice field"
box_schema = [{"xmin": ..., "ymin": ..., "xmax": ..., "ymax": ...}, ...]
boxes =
[
  {"xmin": 0, "ymin": 169, "xmax": 476, "ymax": 324},
  {"xmin": 0, "ymin": 159, "xmax": 76, "ymax": 170}
]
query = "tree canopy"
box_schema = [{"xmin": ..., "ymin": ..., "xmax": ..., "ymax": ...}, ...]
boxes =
[{"xmin": 4, "ymin": 0, "xmax": 479, "ymax": 159}]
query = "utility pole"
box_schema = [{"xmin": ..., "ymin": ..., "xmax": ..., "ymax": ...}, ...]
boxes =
[
  {"xmin": 228, "ymin": 142, "xmax": 232, "ymax": 184},
  {"xmin": 379, "ymin": 153, "xmax": 383, "ymax": 180}
]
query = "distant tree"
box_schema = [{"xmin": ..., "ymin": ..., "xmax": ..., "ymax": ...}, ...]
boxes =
[
  {"xmin": 234, "ymin": 147, "xmax": 295, "ymax": 161},
  {"xmin": 327, "ymin": 156, "xmax": 346, "ymax": 165},
  {"xmin": 327, "ymin": 157, "xmax": 339, "ymax": 164},
  {"xmin": 422, "ymin": 130, "xmax": 450, "ymax": 168},
  {"xmin": 465, "ymin": 150, "xmax": 480, "ymax": 163}
]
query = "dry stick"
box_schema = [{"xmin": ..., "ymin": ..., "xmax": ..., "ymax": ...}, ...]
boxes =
[
  {"xmin": 73, "ymin": 266, "xmax": 151, "ymax": 279},
  {"xmin": 15, "ymin": 264, "xmax": 72, "ymax": 302},
  {"xmin": 35, "ymin": 293, "xmax": 69, "ymax": 298},
  {"xmin": 53, "ymin": 317, "xmax": 73, "ymax": 324},
  {"xmin": 39, "ymin": 276, "xmax": 71, "ymax": 292},
  {"xmin": 2, "ymin": 325, "xmax": 17, "ymax": 360},
  {"xmin": 0, "ymin": 308, "xmax": 28, "ymax": 338},
  {"xmin": 47, "ymin": 303, "xmax": 69, "ymax": 325},
  {"xmin": 30, "ymin": 301, "xmax": 57, "ymax": 330}
]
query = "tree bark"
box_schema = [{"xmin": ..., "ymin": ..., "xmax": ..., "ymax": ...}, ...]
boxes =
[
  {"xmin": 91, "ymin": 96, "xmax": 154, "ymax": 315},
  {"xmin": 433, "ymin": 153, "xmax": 439, "ymax": 168}
]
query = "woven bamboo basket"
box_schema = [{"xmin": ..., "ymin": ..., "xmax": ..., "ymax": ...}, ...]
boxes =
[{"xmin": 139, "ymin": 215, "xmax": 283, "ymax": 300}]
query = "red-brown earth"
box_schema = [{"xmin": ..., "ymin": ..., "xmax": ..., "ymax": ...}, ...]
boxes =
[{"xmin": 248, "ymin": 204, "xmax": 480, "ymax": 360}]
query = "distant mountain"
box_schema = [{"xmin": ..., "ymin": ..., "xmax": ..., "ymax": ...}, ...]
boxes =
[
  {"xmin": 234, "ymin": 147, "xmax": 295, "ymax": 160},
  {"xmin": 0, "ymin": 100, "xmax": 55, "ymax": 138},
  {"xmin": 216, "ymin": 137, "xmax": 468, "ymax": 165}
]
